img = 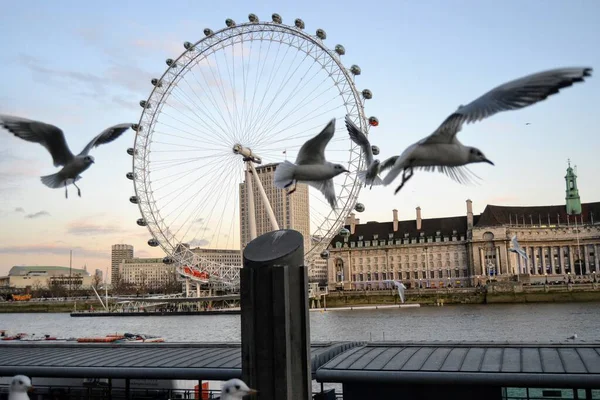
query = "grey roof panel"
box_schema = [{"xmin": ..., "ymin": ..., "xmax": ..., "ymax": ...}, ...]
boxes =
[
  {"xmin": 521, "ymin": 348, "xmax": 543, "ymax": 373},
  {"xmin": 480, "ymin": 348, "xmax": 503, "ymax": 372},
  {"xmin": 421, "ymin": 348, "xmax": 451, "ymax": 371},
  {"xmin": 0, "ymin": 341, "xmax": 364, "ymax": 380},
  {"xmin": 577, "ymin": 348, "xmax": 600, "ymax": 373},
  {"xmin": 440, "ymin": 348, "xmax": 469, "ymax": 372},
  {"xmin": 500, "ymin": 348, "xmax": 521, "ymax": 373},
  {"xmin": 316, "ymin": 342, "xmax": 600, "ymax": 387},
  {"xmin": 460, "ymin": 348, "xmax": 485, "ymax": 372}
]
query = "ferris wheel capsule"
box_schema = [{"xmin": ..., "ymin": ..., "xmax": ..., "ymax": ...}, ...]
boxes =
[
  {"xmin": 248, "ymin": 13, "xmax": 259, "ymax": 23},
  {"xmin": 320, "ymin": 250, "xmax": 330, "ymax": 259},
  {"xmin": 163, "ymin": 256, "xmax": 175, "ymax": 264},
  {"xmin": 126, "ymin": 172, "xmax": 135, "ymax": 180},
  {"xmin": 350, "ymin": 65, "xmax": 361, "ymax": 75},
  {"xmin": 136, "ymin": 218, "xmax": 147, "ymax": 227},
  {"xmin": 368, "ymin": 116, "xmax": 379, "ymax": 127},
  {"xmin": 339, "ymin": 227, "xmax": 351, "ymax": 238},
  {"xmin": 316, "ymin": 29, "xmax": 326, "ymax": 40},
  {"xmin": 335, "ymin": 45, "xmax": 345, "ymax": 55},
  {"xmin": 183, "ymin": 41, "xmax": 194, "ymax": 50},
  {"xmin": 129, "ymin": 196, "xmax": 139, "ymax": 204},
  {"xmin": 294, "ymin": 18, "xmax": 305, "ymax": 29},
  {"xmin": 271, "ymin": 13, "xmax": 282, "ymax": 23},
  {"xmin": 148, "ymin": 238, "xmax": 159, "ymax": 247},
  {"xmin": 362, "ymin": 89, "xmax": 373, "ymax": 99},
  {"xmin": 139, "ymin": 100, "xmax": 150, "ymax": 109},
  {"xmin": 131, "ymin": 124, "xmax": 140, "ymax": 132},
  {"xmin": 225, "ymin": 18, "xmax": 236, "ymax": 27},
  {"xmin": 166, "ymin": 59, "xmax": 177, "ymax": 68},
  {"xmin": 371, "ymin": 145, "xmax": 380, "ymax": 156},
  {"xmin": 354, "ymin": 203, "xmax": 365, "ymax": 213},
  {"xmin": 151, "ymin": 78, "xmax": 162, "ymax": 87},
  {"xmin": 127, "ymin": 147, "xmax": 136, "ymax": 156},
  {"xmin": 203, "ymin": 28, "xmax": 214, "ymax": 37}
]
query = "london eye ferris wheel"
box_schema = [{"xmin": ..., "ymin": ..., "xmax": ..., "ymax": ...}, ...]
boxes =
[{"xmin": 127, "ymin": 13, "xmax": 378, "ymax": 290}]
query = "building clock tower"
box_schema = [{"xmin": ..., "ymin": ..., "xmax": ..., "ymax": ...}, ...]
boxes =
[{"xmin": 565, "ymin": 159, "xmax": 582, "ymax": 215}]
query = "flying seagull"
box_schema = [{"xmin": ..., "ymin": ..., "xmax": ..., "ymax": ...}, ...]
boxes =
[
  {"xmin": 344, "ymin": 115, "xmax": 383, "ymax": 188},
  {"xmin": 273, "ymin": 118, "xmax": 349, "ymax": 209},
  {"xmin": 508, "ymin": 235, "xmax": 529, "ymax": 261},
  {"xmin": 384, "ymin": 280, "xmax": 407, "ymax": 303},
  {"xmin": 0, "ymin": 115, "xmax": 133, "ymax": 198},
  {"xmin": 220, "ymin": 378, "xmax": 257, "ymax": 400},
  {"xmin": 381, "ymin": 67, "xmax": 593, "ymax": 194},
  {"xmin": 8, "ymin": 375, "xmax": 33, "ymax": 400}
]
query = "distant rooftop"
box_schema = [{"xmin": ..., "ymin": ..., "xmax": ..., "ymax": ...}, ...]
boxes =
[
  {"xmin": 475, "ymin": 202, "xmax": 600, "ymax": 227},
  {"xmin": 8, "ymin": 266, "xmax": 90, "ymax": 277}
]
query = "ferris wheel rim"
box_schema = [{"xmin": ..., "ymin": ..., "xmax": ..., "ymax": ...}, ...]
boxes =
[{"xmin": 131, "ymin": 16, "xmax": 372, "ymax": 285}]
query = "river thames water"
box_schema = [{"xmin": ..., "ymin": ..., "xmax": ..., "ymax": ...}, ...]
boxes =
[{"xmin": 1, "ymin": 303, "xmax": 599, "ymax": 342}]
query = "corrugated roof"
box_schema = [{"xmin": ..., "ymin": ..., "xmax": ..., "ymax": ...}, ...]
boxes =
[
  {"xmin": 475, "ymin": 202, "xmax": 600, "ymax": 227},
  {"xmin": 0, "ymin": 342, "xmax": 363, "ymax": 380},
  {"xmin": 316, "ymin": 342, "xmax": 600, "ymax": 387}
]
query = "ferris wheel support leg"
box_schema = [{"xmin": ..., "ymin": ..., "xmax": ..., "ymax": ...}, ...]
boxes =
[
  {"xmin": 185, "ymin": 279, "xmax": 190, "ymax": 298},
  {"xmin": 249, "ymin": 162, "xmax": 280, "ymax": 232},
  {"xmin": 245, "ymin": 163, "xmax": 258, "ymax": 241}
]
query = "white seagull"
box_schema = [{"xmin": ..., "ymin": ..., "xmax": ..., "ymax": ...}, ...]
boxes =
[
  {"xmin": 8, "ymin": 375, "xmax": 33, "ymax": 400},
  {"xmin": 381, "ymin": 67, "xmax": 593, "ymax": 194},
  {"xmin": 0, "ymin": 115, "xmax": 133, "ymax": 198},
  {"xmin": 508, "ymin": 235, "xmax": 529, "ymax": 261},
  {"xmin": 385, "ymin": 280, "xmax": 407, "ymax": 303},
  {"xmin": 273, "ymin": 118, "xmax": 349, "ymax": 209},
  {"xmin": 220, "ymin": 378, "xmax": 257, "ymax": 400},
  {"xmin": 344, "ymin": 115, "xmax": 382, "ymax": 188}
]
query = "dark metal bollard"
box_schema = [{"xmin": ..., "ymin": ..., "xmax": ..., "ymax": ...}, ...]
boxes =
[{"xmin": 241, "ymin": 229, "xmax": 311, "ymax": 400}]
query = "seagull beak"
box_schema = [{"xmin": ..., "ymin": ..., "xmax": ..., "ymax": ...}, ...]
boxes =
[
  {"xmin": 247, "ymin": 388, "xmax": 258, "ymax": 395},
  {"xmin": 483, "ymin": 158, "xmax": 494, "ymax": 166},
  {"xmin": 343, "ymin": 168, "xmax": 350, "ymax": 173},
  {"xmin": 28, "ymin": 386, "xmax": 34, "ymax": 393}
]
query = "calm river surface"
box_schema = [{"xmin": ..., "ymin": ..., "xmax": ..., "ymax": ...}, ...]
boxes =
[{"xmin": 1, "ymin": 303, "xmax": 599, "ymax": 342}]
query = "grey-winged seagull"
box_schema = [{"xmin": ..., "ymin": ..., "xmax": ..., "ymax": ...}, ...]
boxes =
[
  {"xmin": 273, "ymin": 118, "xmax": 349, "ymax": 209},
  {"xmin": 381, "ymin": 67, "xmax": 593, "ymax": 194},
  {"xmin": 0, "ymin": 115, "xmax": 133, "ymax": 198},
  {"xmin": 344, "ymin": 114, "xmax": 382, "ymax": 189}
]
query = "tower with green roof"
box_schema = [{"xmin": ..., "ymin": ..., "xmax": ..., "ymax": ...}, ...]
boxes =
[{"xmin": 565, "ymin": 159, "xmax": 582, "ymax": 215}]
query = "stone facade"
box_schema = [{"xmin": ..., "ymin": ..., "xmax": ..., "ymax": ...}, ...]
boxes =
[{"xmin": 327, "ymin": 200, "xmax": 600, "ymax": 290}]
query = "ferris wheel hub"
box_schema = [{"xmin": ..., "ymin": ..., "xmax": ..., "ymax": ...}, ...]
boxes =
[{"xmin": 233, "ymin": 144, "xmax": 262, "ymax": 164}]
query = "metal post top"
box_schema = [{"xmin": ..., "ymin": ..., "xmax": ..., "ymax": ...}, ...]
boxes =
[{"xmin": 243, "ymin": 229, "xmax": 304, "ymax": 264}]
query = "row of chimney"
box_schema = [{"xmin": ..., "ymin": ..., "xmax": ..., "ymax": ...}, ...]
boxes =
[{"xmin": 345, "ymin": 199, "xmax": 474, "ymax": 235}]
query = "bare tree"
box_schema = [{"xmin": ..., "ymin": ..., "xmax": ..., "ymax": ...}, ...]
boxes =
[{"xmin": 91, "ymin": 273, "xmax": 103, "ymax": 289}]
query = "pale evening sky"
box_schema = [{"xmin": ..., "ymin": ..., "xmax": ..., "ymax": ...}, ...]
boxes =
[{"xmin": 0, "ymin": 0, "xmax": 598, "ymax": 277}]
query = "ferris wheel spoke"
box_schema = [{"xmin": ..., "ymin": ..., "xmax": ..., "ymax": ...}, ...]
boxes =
[
  {"xmin": 242, "ymin": 38, "xmax": 276, "ymax": 144},
  {"xmin": 243, "ymin": 43, "xmax": 297, "ymax": 141},
  {"xmin": 175, "ymin": 73, "xmax": 237, "ymax": 142},
  {"xmin": 252, "ymin": 78, "xmax": 339, "ymax": 144},
  {"xmin": 161, "ymin": 157, "xmax": 238, "ymax": 232},
  {"xmin": 250, "ymin": 62, "xmax": 324, "ymax": 144},
  {"xmin": 152, "ymin": 126, "xmax": 225, "ymax": 149},
  {"xmin": 190, "ymin": 59, "xmax": 236, "ymax": 138},
  {"xmin": 152, "ymin": 157, "xmax": 234, "ymax": 210},
  {"xmin": 150, "ymin": 153, "xmax": 227, "ymax": 176},
  {"xmin": 254, "ymin": 101, "xmax": 345, "ymax": 149},
  {"xmin": 174, "ymin": 160, "xmax": 239, "ymax": 243},
  {"xmin": 245, "ymin": 50, "xmax": 310, "ymax": 139},
  {"xmin": 172, "ymin": 78, "xmax": 236, "ymax": 142}
]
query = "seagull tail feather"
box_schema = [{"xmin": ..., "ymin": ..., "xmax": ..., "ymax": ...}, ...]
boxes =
[
  {"xmin": 40, "ymin": 172, "xmax": 65, "ymax": 189},
  {"xmin": 273, "ymin": 161, "xmax": 296, "ymax": 189},
  {"xmin": 356, "ymin": 170, "xmax": 369, "ymax": 184}
]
